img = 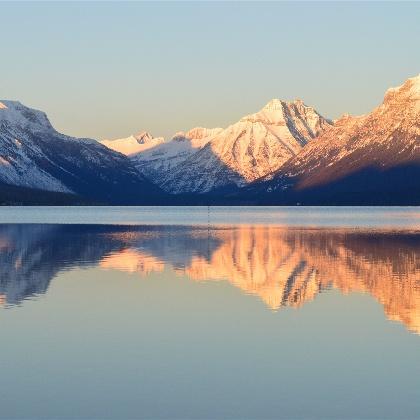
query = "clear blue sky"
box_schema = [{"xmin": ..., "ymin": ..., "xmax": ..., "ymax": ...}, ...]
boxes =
[{"xmin": 1, "ymin": 1, "xmax": 419, "ymax": 140}]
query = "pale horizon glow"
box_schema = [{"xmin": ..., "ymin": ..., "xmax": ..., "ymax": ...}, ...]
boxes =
[{"xmin": 1, "ymin": 1, "xmax": 420, "ymax": 140}]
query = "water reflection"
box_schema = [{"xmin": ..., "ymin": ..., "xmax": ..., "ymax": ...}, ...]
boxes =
[{"xmin": 0, "ymin": 224, "xmax": 419, "ymax": 334}]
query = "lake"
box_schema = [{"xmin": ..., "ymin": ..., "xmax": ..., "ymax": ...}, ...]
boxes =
[{"xmin": 0, "ymin": 207, "xmax": 419, "ymax": 419}]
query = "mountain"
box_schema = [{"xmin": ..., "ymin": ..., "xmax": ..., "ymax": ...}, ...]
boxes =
[
  {"xmin": 0, "ymin": 100, "xmax": 164, "ymax": 204},
  {"xmin": 130, "ymin": 127, "xmax": 223, "ymax": 187},
  {"xmin": 101, "ymin": 131, "xmax": 164, "ymax": 156},
  {"xmin": 2, "ymin": 74, "xmax": 419, "ymax": 205},
  {"xmin": 242, "ymin": 74, "xmax": 420, "ymax": 205},
  {"xmin": 110, "ymin": 100, "xmax": 331, "ymax": 194},
  {"xmin": 162, "ymin": 100, "xmax": 331, "ymax": 193}
]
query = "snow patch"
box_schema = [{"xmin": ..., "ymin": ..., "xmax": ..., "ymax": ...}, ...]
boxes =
[{"xmin": 0, "ymin": 156, "xmax": 11, "ymax": 166}]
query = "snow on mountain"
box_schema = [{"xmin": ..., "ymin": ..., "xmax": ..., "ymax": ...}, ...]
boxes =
[
  {"xmin": 4, "ymin": 74, "xmax": 417, "ymax": 204},
  {"xmin": 248, "ymin": 74, "xmax": 420, "ymax": 202},
  {"xmin": 101, "ymin": 131, "xmax": 164, "ymax": 156},
  {"xmin": 128, "ymin": 127, "xmax": 224, "ymax": 186},
  {"xmin": 0, "ymin": 100, "xmax": 163, "ymax": 203},
  {"xmin": 0, "ymin": 101, "xmax": 70, "ymax": 192},
  {"xmin": 125, "ymin": 100, "xmax": 331, "ymax": 194}
]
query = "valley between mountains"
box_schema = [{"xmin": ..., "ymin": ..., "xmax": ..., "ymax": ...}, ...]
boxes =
[{"xmin": 0, "ymin": 75, "xmax": 419, "ymax": 205}]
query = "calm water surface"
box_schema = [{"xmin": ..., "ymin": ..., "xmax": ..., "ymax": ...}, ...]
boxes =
[{"xmin": 0, "ymin": 207, "xmax": 419, "ymax": 419}]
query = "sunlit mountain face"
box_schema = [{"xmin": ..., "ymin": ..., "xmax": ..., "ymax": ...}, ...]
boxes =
[{"xmin": 0, "ymin": 225, "xmax": 419, "ymax": 334}]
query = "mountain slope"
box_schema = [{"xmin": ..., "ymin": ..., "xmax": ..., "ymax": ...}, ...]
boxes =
[
  {"xmin": 130, "ymin": 127, "xmax": 223, "ymax": 186},
  {"xmin": 164, "ymin": 99, "xmax": 331, "ymax": 193},
  {"xmin": 122, "ymin": 100, "xmax": 331, "ymax": 193},
  {"xmin": 243, "ymin": 75, "xmax": 420, "ymax": 205},
  {"xmin": 0, "ymin": 100, "xmax": 164, "ymax": 204}
]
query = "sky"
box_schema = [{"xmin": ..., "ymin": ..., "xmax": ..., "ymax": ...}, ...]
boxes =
[{"xmin": 1, "ymin": 1, "xmax": 420, "ymax": 140}]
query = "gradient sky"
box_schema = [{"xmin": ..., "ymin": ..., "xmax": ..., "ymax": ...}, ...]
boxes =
[{"xmin": 1, "ymin": 1, "xmax": 420, "ymax": 140}]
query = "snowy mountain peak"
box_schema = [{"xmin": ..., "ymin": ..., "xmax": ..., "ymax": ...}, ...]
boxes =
[
  {"xmin": 384, "ymin": 74, "xmax": 420, "ymax": 104},
  {"xmin": 184, "ymin": 127, "xmax": 224, "ymax": 140},
  {"xmin": 262, "ymin": 98, "xmax": 285, "ymax": 111},
  {"xmin": 239, "ymin": 98, "xmax": 331, "ymax": 139},
  {"xmin": 0, "ymin": 100, "xmax": 53, "ymax": 131},
  {"xmin": 262, "ymin": 98, "xmax": 306, "ymax": 112},
  {"xmin": 101, "ymin": 131, "xmax": 164, "ymax": 156},
  {"xmin": 134, "ymin": 131, "xmax": 159, "ymax": 144}
]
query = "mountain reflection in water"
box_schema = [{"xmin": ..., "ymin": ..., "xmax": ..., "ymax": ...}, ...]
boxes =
[{"xmin": 0, "ymin": 224, "xmax": 419, "ymax": 334}]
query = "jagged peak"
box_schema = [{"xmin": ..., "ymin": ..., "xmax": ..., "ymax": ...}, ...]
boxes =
[
  {"xmin": 263, "ymin": 98, "xmax": 286, "ymax": 111},
  {"xmin": 134, "ymin": 131, "xmax": 156, "ymax": 143},
  {"xmin": 262, "ymin": 98, "xmax": 310, "ymax": 112},
  {"xmin": 240, "ymin": 98, "xmax": 329, "ymax": 128}
]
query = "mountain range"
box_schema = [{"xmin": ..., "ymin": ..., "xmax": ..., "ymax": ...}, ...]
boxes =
[{"xmin": 1, "ymin": 74, "xmax": 419, "ymax": 205}]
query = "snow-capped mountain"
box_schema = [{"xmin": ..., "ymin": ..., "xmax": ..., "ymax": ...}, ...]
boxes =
[
  {"xmin": 101, "ymin": 131, "xmax": 164, "ymax": 156},
  {"xmin": 245, "ymin": 74, "xmax": 420, "ymax": 204},
  {"xmin": 0, "ymin": 100, "xmax": 163, "ymax": 204},
  {"xmin": 162, "ymin": 99, "xmax": 331, "ymax": 193},
  {"xmin": 3, "ymin": 74, "xmax": 418, "ymax": 205},
  {"xmin": 111, "ymin": 99, "xmax": 331, "ymax": 193}
]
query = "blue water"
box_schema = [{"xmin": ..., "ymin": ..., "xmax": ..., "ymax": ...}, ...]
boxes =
[
  {"xmin": 0, "ymin": 207, "xmax": 419, "ymax": 419},
  {"xmin": 0, "ymin": 205, "xmax": 419, "ymax": 227}
]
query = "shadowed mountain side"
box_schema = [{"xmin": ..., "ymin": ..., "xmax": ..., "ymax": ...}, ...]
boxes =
[
  {"xmin": 237, "ymin": 162, "xmax": 420, "ymax": 205},
  {"xmin": 129, "ymin": 134, "xmax": 271, "ymax": 197},
  {"xmin": 129, "ymin": 129, "xmax": 223, "ymax": 186},
  {"xmin": 0, "ymin": 100, "xmax": 167, "ymax": 205},
  {"xmin": 159, "ymin": 145, "xmax": 248, "ymax": 194},
  {"xmin": 0, "ymin": 181, "xmax": 94, "ymax": 205}
]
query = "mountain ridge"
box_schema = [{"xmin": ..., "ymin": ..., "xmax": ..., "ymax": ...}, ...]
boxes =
[
  {"xmin": 0, "ymin": 100, "xmax": 165, "ymax": 204},
  {"xmin": 238, "ymin": 74, "xmax": 420, "ymax": 205},
  {"xmin": 1, "ymin": 74, "xmax": 419, "ymax": 205},
  {"xmin": 109, "ymin": 98, "xmax": 332, "ymax": 193}
]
